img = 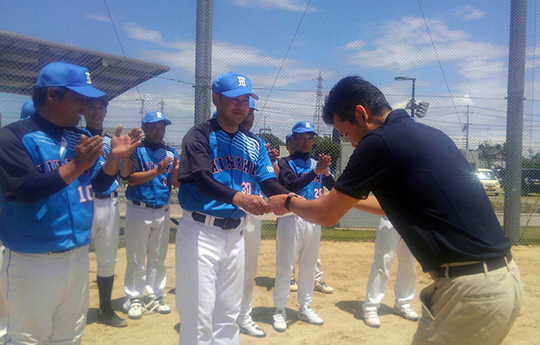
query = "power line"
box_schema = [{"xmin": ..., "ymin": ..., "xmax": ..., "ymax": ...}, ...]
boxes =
[
  {"xmin": 254, "ymin": 0, "xmax": 313, "ymax": 128},
  {"xmin": 416, "ymin": 0, "xmax": 463, "ymax": 130}
]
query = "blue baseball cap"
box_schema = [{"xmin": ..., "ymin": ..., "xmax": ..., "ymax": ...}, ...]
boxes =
[
  {"xmin": 292, "ymin": 121, "xmax": 317, "ymax": 136},
  {"xmin": 142, "ymin": 111, "xmax": 172, "ymax": 125},
  {"xmin": 249, "ymin": 97, "xmax": 258, "ymax": 111},
  {"xmin": 212, "ymin": 72, "xmax": 259, "ymax": 100},
  {"xmin": 34, "ymin": 62, "xmax": 106, "ymax": 98},
  {"xmin": 285, "ymin": 133, "xmax": 292, "ymax": 143},
  {"xmin": 20, "ymin": 100, "xmax": 35, "ymax": 119}
]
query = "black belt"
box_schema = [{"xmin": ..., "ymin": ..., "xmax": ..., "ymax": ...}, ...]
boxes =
[
  {"xmin": 431, "ymin": 252, "xmax": 512, "ymax": 279},
  {"xmin": 95, "ymin": 191, "xmax": 118, "ymax": 199},
  {"xmin": 132, "ymin": 201, "xmax": 165, "ymax": 209},
  {"xmin": 191, "ymin": 211, "xmax": 242, "ymax": 230}
]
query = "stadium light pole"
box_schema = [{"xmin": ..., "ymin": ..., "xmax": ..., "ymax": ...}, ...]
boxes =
[{"xmin": 395, "ymin": 76, "xmax": 416, "ymax": 118}]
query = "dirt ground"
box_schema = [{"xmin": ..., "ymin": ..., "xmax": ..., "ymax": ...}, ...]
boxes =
[{"xmin": 84, "ymin": 241, "xmax": 540, "ymax": 345}]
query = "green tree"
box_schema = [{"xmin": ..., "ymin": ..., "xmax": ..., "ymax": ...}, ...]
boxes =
[
  {"xmin": 478, "ymin": 142, "xmax": 505, "ymax": 168},
  {"xmin": 258, "ymin": 133, "xmax": 284, "ymax": 150}
]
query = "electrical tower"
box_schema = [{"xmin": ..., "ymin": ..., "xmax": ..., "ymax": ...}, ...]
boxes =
[{"xmin": 313, "ymin": 71, "xmax": 324, "ymax": 134}]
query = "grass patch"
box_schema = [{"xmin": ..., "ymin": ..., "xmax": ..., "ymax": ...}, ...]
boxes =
[{"xmin": 261, "ymin": 222, "xmax": 376, "ymax": 242}]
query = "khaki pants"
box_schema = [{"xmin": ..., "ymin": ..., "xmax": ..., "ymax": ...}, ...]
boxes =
[{"xmin": 412, "ymin": 259, "xmax": 523, "ymax": 345}]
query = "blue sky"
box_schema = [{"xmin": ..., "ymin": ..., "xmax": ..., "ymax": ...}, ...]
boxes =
[{"xmin": 1, "ymin": 0, "xmax": 539, "ymax": 153}]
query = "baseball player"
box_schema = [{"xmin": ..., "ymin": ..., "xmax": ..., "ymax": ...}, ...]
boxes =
[
  {"xmin": 272, "ymin": 121, "xmax": 335, "ymax": 332},
  {"xmin": 0, "ymin": 62, "xmax": 141, "ymax": 344},
  {"xmin": 175, "ymin": 72, "xmax": 289, "ymax": 345},
  {"xmin": 362, "ymin": 216, "xmax": 417, "ymax": 328},
  {"xmin": 269, "ymin": 76, "xmax": 523, "ymax": 345},
  {"xmin": 235, "ymin": 97, "xmax": 276, "ymax": 338},
  {"xmin": 82, "ymin": 97, "xmax": 127, "ymax": 328},
  {"xmin": 121, "ymin": 111, "xmax": 179, "ymax": 320}
]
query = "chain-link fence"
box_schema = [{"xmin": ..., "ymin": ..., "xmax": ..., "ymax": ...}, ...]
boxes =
[{"xmin": 1, "ymin": 1, "xmax": 540, "ymax": 245}]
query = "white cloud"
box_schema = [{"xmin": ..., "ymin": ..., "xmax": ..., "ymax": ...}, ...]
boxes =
[
  {"xmin": 122, "ymin": 22, "xmax": 163, "ymax": 44},
  {"xmin": 454, "ymin": 6, "xmax": 485, "ymax": 21},
  {"xmin": 344, "ymin": 16, "xmax": 507, "ymax": 72},
  {"xmin": 85, "ymin": 14, "xmax": 112, "ymax": 23},
  {"xmin": 228, "ymin": 0, "xmax": 315, "ymax": 12}
]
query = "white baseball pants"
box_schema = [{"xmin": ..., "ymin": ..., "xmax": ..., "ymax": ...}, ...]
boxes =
[
  {"xmin": 363, "ymin": 217, "xmax": 417, "ymax": 313},
  {"xmin": 237, "ymin": 215, "xmax": 262, "ymax": 326},
  {"xmin": 274, "ymin": 215, "xmax": 320, "ymax": 310},
  {"xmin": 91, "ymin": 197, "xmax": 120, "ymax": 277},
  {"xmin": 124, "ymin": 202, "xmax": 170, "ymax": 306},
  {"xmin": 176, "ymin": 212, "xmax": 245, "ymax": 345},
  {"xmin": 0, "ymin": 246, "xmax": 89, "ymax": 344}
]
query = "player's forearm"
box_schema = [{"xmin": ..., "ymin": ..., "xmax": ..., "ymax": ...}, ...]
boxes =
[
  {"xmin": 127, "ymin": 169, "xmax": 160, "ymax": 186},
  {"xmin": 288, "ymin": 189, "xmax": 359, "ymax": 227},
  {"xmin": 171, "ymin": 169, "xmax": 180, "ymax": 188},
  {"xmin": 101, "ymin": 152, "xmax": 122, "ymax": 176},
  {"xmin": 58, "ymin": 160, "xmax": 88, "ymax": 185},
  {"xmin": 12, "ymin": 171, "xmax": 67, "ymax": 203},
  {"xmin": 353, "ymin": 195, "xmax": 385, "ymax": 216},
  {"xmin": 119, "ymin": 158, "xmax": 131, "ymax": 180}
]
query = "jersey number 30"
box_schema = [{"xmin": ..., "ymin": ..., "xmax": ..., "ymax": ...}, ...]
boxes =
[{"xmin": 241, "ymin": 182, "xmax": 252, "ymax": 195}]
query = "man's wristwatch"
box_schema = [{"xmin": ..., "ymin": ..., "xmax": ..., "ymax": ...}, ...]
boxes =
[{"xmin": 284, "ymin": 194, "xmax": 298, "ymax": 211}]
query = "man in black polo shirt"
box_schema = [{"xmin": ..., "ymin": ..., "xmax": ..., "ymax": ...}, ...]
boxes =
[{"xmin": 269, "ymin": 76, "xmax": 523, "ymax": 345}]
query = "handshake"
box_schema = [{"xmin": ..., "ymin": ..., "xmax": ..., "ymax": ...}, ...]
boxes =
[{"xmin": 232, "ymin": 193, "xmax": 304, "ymax": 217}]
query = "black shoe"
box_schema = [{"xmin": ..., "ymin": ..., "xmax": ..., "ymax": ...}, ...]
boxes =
[{"xmin": 97, "ymin": 307, "xmax": 128, "ymax": 327}]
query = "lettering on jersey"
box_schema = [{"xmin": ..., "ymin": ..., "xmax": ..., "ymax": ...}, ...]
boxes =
[
  {"xmin": 38, "ymin": 158, "xmax": 90, "ymax": 175},
  {"xmin": 211, "ymin": 155, "xmax": 257, "ymax": 176},
  {"xmin": 237, "ymin": 76, "xmax": 246, "ymax": 87},
  {"xmin": 142, "ymin": 162, "xmax": 172, "ymax": 173}
]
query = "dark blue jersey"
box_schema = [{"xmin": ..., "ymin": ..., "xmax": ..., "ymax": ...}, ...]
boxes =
[
  {"xmin": 335, "ymin": 109, "xmax": 511, "ymax": 271},
  {"xmin": 178, "ymin": 119, "xmax": 275, "ymax": 218},
  {"xmin": 0, "ymin": 114, "xmax": 105, "ymax": 253},
  {"xmin": 125, "ymin": 141, "xmax": 179, "ymax": 206}
]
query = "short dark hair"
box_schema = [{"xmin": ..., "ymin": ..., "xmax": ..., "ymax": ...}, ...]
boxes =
[
  {"xmin": 86, "ymin": 96, "xmax": 109, "ymax": 107},
  {"xmin": 32, "ymin": 86, "xmax": 68, "ymax": 108},
  {"xmin": 323, "ymin": 76, "xmax": 392, "ymax": 124}
]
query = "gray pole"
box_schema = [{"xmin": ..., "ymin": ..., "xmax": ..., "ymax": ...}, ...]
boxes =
[
  {"xmin": 504, "ymin": 0, "xmax": 527, "ymax": 243},
  {"xmin": 194, "ymin": 0, "xmax": 213, "ymax": 125},
  {"xmin": 410, "ymin": 79, "xmax": 416, "ymax": 118},
  {"xmin": 466, "ymin": 105, "xmax": 470, "ymax": 150}
]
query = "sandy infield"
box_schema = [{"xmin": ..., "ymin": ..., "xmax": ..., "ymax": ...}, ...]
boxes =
[{"xmin": 84, "ymin": 240, "xmax": 539, "ymax": 345}]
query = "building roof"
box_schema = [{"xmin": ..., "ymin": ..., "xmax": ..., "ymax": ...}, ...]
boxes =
[{"xmin": 0, "ymin": 31, "xmax": 170, "ymax": 100}]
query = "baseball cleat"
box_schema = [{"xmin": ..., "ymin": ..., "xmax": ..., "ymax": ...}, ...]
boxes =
[
  {"xmin": 239, "ymin": 321, "xmax": 266, "ymax": 338},
  {"xmin": 272, "ymin": 309, "xmax": 287, "ymax": 332},
  {"xmin": 363, "ymin": 310, "xmax": 381, "ymax": 328},
  {"xmin": 297, "ymin": 306, "xmax": 324, "ymax": 325},
  {"xmin": 393, "ymin": 305, "xmax": 419, "ymax": 321},
  {"xmin": 127, "ymin": 299, "xmax": 143, "ymax": 320},
  {"xmin": 290, "ymin": 279, "xmax": 298, "ymax": 292},
  {"xmin": 314, "ymin": 281, "xmax": 334, "ymax": 294},
  {"xmin": 146, "ymin": 296, "xmax": 172, "ymax": 314},
  {"xmin": 97, "ymin": 307, "xmax": 127, "ymax": 328}
]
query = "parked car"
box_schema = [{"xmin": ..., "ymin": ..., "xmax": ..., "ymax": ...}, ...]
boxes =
[
  {"xmin": 521, "ymin": 168, "xmax": 540, "ymax": 195},
  {"xmin": 476, "ymin": 168, "xmax": 501, "ymax": 196}
]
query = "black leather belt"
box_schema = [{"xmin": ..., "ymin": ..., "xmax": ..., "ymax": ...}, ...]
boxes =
[
  {"xmin": 95, "ymin": 191, "xmax": 118, "ymax": 199},
  {"xmin": 431, "ymin": 252, "xmax": 512, "ymax": 279},
  {"xmin": 132, "ymin": 201, "xmax": 165, "ymax": 209},
  {"xmin": 191, "ymin": 211, "xmax": 242, "ymax": 230}
]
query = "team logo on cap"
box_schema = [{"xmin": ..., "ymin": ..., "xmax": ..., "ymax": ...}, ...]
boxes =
[
  {"xmin": 85, "ymin": 72, "xmax": 92, "ymax": 85},
  {"xmin": 305, "ymin": 122, "xmax": 311, "ymax": 128},
  {"xmin": 237, "ymin": 76, "xmax": 246, "ymax": 87},
  {"xmin": 157, "ymin": 112, "xmax": 163, "ymax": 118}
]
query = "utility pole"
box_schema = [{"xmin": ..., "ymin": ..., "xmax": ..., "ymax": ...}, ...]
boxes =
[
  {"xmin": 194, "ymin": 0, "xmax": 212, "ymax": 125},
  {"xmin": 159, "ymin": 98, "xmax": 165, "ymax": 113},
  {"xmin": 463, "ymin": 105, "xmax": 473, "ymax": 150},
  {"xmin": 313, "ymin": 72, "xmax": 324, "ymax": 134}
]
